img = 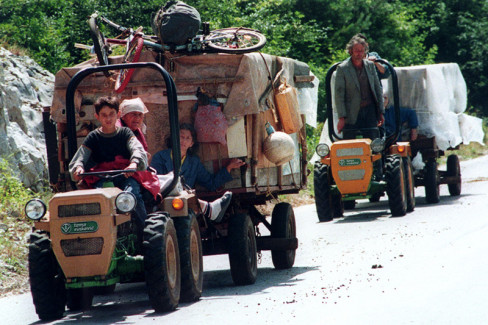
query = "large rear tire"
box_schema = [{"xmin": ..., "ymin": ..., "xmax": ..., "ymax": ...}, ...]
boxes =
[
  {"xmin": 314, "ymin": 162, "xmax": 342, "ymax": 221},
  {"xmin": 447, "ymin": 154, "xmax": 461, "ymax": 196},
  {"xmin": 28, "ymin": 231, "xmax": 66, "ymax": 321},
  {"xmin": 144, "ymin": 213, "xmax": 180, "ymax": 312},
  {"xmin": 173, "ymin": 212, "xmax": 203, "ymax": 302},
  {"xmin": 403, "ymin": 156, "xmax": 416, "ymax": 212},
  {"xmin": 271, "ymin": 202, "xmax": 296, "ymax": 270},
  {"xmin": 385, "ymin": 155, "xmax": 407, "ymax": 216},
  {"xmin": 425, "ymin": 159, "xmax": 440, "ymax": 203},
  {"xmin": 228, "ymin": 213, "xmax": 258, "ymax": 285}
]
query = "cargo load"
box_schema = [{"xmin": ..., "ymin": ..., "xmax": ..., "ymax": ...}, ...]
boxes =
[{"xmin": 49, "ymin": 51, "xmax": 319, "ymax": 195}]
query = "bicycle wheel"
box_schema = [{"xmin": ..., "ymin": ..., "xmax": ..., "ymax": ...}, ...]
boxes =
[
  {"xmin": 115, "ymin": 36, "xmax": 144, "ymax": 93},
  {"xmin": 89, "ymin": 15, "xmax": 110, "ymax": 77},
  {"xmin": 206, "ymin": 27, "xmax": 266, "ymax": 54}
]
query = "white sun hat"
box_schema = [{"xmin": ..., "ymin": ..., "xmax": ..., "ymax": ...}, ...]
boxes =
[{"xmin": 120, "ymin": 97, "xmax": 149, "ymax": 117}]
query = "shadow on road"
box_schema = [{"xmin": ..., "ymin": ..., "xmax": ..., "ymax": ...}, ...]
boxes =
[
  {"xmin": 202, "ymin": 266, "xmax": 318, "ymax": 296},
  {"xmin": 335, "ymin": 211, "xmax": 389, "ymax": 223},
  {"xmin": 329, "ymin": 191, "xmax": 473, "ymax": 224},
  {"xmin": 29, "ymin": 266, "xmax": 318, "ymax": 324}
]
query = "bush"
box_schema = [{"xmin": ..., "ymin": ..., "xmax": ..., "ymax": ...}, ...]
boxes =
[{"xmin": 0, "ymin": 158, "xmax": 51, "ymax": 295}]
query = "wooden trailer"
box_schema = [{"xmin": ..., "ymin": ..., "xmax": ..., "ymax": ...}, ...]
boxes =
[{"xmin": 44, "ymin": 50, "xmax": 318, "ymax": 284}]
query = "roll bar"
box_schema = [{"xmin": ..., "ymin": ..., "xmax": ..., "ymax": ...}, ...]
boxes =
[
  {"xmin": 65, "ymin": 62, "xmax": 181, "ymax": 196},
  {"xmin": 325, "ymin": 59, "xmax": 400, "ymax": 149}
]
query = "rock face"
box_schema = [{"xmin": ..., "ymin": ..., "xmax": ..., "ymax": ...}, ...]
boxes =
[{"xmin": 0, "ymin": 47, "xmax": 54, "ymax": 191}]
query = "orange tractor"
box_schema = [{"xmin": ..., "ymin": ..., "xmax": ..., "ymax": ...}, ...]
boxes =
[{"xmin": 314, "ymin": 60, "xmax": 415, "ymax": 221}]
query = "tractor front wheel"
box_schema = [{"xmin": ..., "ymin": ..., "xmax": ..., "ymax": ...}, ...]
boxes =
[
  {"xmin": 28, "ymin": 231, "xmax": 66, "ymax": 321},
  {"xmin": 385, "ymin": 155, "xmax": 407, "ymax": 216},
  {"xmin": 314, "ymin": 162, "xmax": 343, "ymax": 221}
]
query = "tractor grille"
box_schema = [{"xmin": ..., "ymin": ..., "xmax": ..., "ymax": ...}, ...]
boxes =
[
  {"xmin": 58, "ymin": 203, "xmax": 101, "ymax": 218},
  {"xmin": 337, "ymin": 147, "xmax": 364, "ymax": 157},
  {"xmin": 338, "ymin": 169, "xmax": 365, "ymax": 181},
  {"xmin": 60, "ymin": 237, "xmax": 104, "ymax": 256}
]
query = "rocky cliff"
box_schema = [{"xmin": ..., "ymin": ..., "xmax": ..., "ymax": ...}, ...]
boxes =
[{"xmin": 0, "ymin": 47, "xmax": 54, "ymax": 191}]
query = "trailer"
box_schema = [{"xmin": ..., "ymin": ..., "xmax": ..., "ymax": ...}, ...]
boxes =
[{"xmin": 383, "ymin": 63, "xmax": 483, "ymax": 203}]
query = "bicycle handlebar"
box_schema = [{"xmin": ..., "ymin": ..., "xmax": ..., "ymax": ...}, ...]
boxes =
[{"xmin": 99, "ymin": 15, "xmax": 128, "ymax": 34}]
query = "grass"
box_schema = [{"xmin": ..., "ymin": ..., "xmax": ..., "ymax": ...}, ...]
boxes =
[{"xmin": 0, "ymin": 157, "xmax": 51, "ymax": 297}]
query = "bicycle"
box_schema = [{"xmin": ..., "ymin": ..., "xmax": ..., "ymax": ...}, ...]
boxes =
[{"xmin": 88, "ymin": 12, "xmax": 267, "ymax": 93}]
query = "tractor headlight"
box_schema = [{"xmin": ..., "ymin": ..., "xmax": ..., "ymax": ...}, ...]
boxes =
[
  {"xmin": 115, "ymin": 192, "xmax": 136, "ymax": 213},
  {"xmin": 315, "ymin": 143, "xmax": 330, "ymax": 157},
  {"xmin": 371, "ymin": 138, "xmax": 385, "ymax": 153},
  {"xmin": 25, "ymin": 199, "xmax": 47, "ymax": 221}
]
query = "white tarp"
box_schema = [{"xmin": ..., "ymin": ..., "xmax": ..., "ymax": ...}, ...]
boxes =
[
  {"xmin": 311, "ymin": 63, "xmax": 484, "ymax": 163},
  {"xmin": 383, "ymin": 63, "xmax": 484, "ymax": 150}
]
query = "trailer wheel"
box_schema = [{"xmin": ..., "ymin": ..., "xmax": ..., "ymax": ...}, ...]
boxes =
[
  {"xmin": 402, "ymin": 157, "xmax": 416, "ymax": 212},
  {"xmin": 174, "ymin": 212, "xmax": 203, "ymax": 302},
  {"xmin": 314, "ymin": 162, "xmax": 342, "ymax": 221},
  {"xmin": 28, "ymin": 231, "xmax": 66, "ymax": 321},
  {"xmin": 447, "ymin": 154, "xmax": 461, "ymax": 196},
  {"xmin": 385, "ymin": 155, "xmax": 407, "ymax": 216},
  {"xmin": 425, "ymin": 159, "xmax": 440, "ymax": 203},
  {"xmin": 144, "ymin": 213, "xmax": 180, "ymax": 312},
  {"xmin": 271, "ymin": 202, "xmax": 296, "ymax": 270},
  {"xmin": 66, "ymin": 288, "xmax": 94, "ymax": 311},
  {"xmin": 228, "ymin": 213, "xmax": 257, "ymax": 285}
]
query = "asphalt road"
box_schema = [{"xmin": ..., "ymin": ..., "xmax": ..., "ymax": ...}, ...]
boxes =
[{"xmin": 1, "ymin": 155, "xmax": 488, "ymax": 325}]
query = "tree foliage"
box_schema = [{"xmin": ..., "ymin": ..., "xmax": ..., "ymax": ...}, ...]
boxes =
[{"xmin": 0, "ymin": 0, "xmax": 487, "ymax": 118}]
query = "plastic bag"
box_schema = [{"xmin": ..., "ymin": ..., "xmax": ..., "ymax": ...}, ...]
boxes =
[{"xmin": 194, "ymin": 103, "xmax": 228, "ymax": 145}]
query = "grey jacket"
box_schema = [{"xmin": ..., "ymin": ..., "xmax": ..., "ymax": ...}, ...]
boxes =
[{"xmin": 334, "ymin": 57, "xmax": 384, "ymax": 125}]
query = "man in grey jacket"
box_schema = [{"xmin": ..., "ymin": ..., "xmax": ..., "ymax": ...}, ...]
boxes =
[{"xmin": 335, "ymin": 35, "xmax": 384, "ymax": 139}]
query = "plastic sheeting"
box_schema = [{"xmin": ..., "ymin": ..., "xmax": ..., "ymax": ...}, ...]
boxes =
[{"xmin": 383, "ymin": 63, "xmax": 484, "ymax": 150}]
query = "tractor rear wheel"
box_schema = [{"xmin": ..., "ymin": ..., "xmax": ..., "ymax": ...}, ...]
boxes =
[
  {"xmin": 174, "ymin": 212, "xmax": 203, "ymax": 302},
  {"xmin": 403, "ymin": 157, "xmax": 416, "ymax": 212},
  {"xmin": 144, "ymin": 213, "xmax": 180, "ymax": 312}
]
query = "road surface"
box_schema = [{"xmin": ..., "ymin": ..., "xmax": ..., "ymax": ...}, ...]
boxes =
[{"xmin": 1, "ymin": 155, "xmax": 488, "ymax": 324}]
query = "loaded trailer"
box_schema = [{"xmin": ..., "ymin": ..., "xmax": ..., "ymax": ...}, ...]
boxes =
[{"xmin": 28, "ymin": 49, "xmax": 319, "ymax": 319}]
